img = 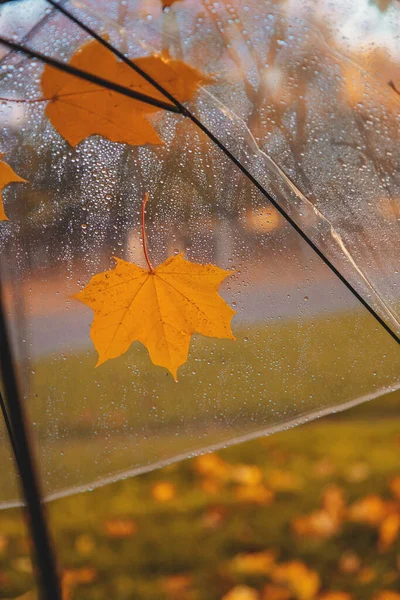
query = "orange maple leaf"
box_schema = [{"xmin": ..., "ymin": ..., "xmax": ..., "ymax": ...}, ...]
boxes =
[
  {"xmin": 75, "ymin": 195, "xmax": 235, "ymax": 378},
  {"xmin": 75, "ymin": 253, "xmax": 235, "ymax": 379},
  {"xmin": 0, "ymin": 155, "xmax": 26, "ymax": 221},
  {"xmin": 41, "ymin": 39, "xmax": 211, "ymax": 147}
]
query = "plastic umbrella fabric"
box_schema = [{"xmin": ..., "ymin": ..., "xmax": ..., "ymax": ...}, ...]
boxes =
[{"xmin": 0, "ymin": 0, "xmax": 399, "ymax": 515}]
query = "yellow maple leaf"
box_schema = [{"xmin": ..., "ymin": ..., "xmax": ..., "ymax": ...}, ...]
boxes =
[
  {"xmin": 41, "ymin": 39, "xmax": 211, "ymax": 147},
  {"xmin": 76, "ymin": 253, "xmax": 235, "ymax": 379},
  {"xmin": 0, "ymin": 155, "xmax": 26, "ymax": 221},
  {"xmin": 76, "ymin": 193, "xmax": 234, "ymax": 380}
]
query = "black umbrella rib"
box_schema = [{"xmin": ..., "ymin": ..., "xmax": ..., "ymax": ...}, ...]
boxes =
[
  {"xmin": 0, "ymin": 391, "xmax": 19, "ymax": 469},
  {"xmin": 45, "ymin": 0, "xmax": 185, "ymax": 107},
  {"xmin": 0, "ymin": 37, "xmax": 181, "ymax": 113},
  {"xmin": 42, "ymin": 0, "xmax": 400, "ymax": 346},
  {"xmin": 0, "ymin": 284, "xmax": 62, "ymax": 599}
]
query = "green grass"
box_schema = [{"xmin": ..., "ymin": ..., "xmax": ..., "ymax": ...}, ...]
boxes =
[
  {"xmin": 1, "ymin": 309, "xmax": 398, "ymax": 503},
  {"xmin": 0, "ymin": 310, "xmax": 399, "ymax": 598},
  {"xmin": 30, "ymin": 310, "xmax": 399, "ymax": 431},
  {"xmin": 0, "ymin": 396, "xmax": 399, "ymax": 599}
]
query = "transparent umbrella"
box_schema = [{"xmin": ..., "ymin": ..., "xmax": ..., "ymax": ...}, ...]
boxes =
[{"xmin": 0, "ymin": 0, "xmax": 399, "ymax": 595}]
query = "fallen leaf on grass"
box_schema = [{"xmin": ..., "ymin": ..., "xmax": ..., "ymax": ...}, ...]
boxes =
[
  {"xmin": 345, "ymin": 462, "xmax": 370, "ymax": 483},
  {"xmin": 62, "ymin": 568, "xmax": 96, "ymax": 600},
  {"xmin": 230, "ymin": 465, "xmax": 263, "ymax": 486},
  {"xmin": 221, "ymin": 585, "xmax": 260, "ymax": 600},
  {"xmin": 357, "ymin": 567, "xmax": 377, "ymax": 584},
  {"xmin": 0, "ymin": 156, "xmax": 26, "ymax": 221},
  {"xmin": 292, "ymin": 485, "xmax": 345, "ymax": 539},
  {"xmin": 229, "ymin": 551, "xmax": 276, "ymax": 576},
  {"xmin": 292, "ymin": 510, "xmax": 340, "ymax": 539},
  {"xmin": 42, "ymin": 39, "xmax": 211, "ymax": 147},
  {"xmin": 382, "ymin": 572, "xmax": 399, "ymax": 585},
  {"xmin": 0, "ymin": 571, "xmax": 8, "ymax": 586},
  {"xmin": 322, "ymin": 485, "xmax": 346, "ymax": 520},
  {"xmin": 348, "ymin": 495, "xmax": 391, "ymax": 526},
  {"xmin": 5, "ymin": 568, "xmax": 96, "ymax": 600},
  {"xmin": 200, "ymin": 478, "xmax": 223, "ymax": 495},
  {"xmin": 75, "ymin": 534, "xmax": 95, "ymax": 556},
  {"xmin": 151, "ymin": 481, "xmax": 176, "ymax": 502},
  {"xmin": 194, "ymin": 454, "xmax": 230, "ymax": 480},
  {"xmin": 379, "ymin": 514, "xmax": 400, "ymax": 552},
  {"xmin": 374, "ymin": 593, "xmax": 400, "ymax": 600},
  {"xmin": 267, "ymin": 469, "xmax": 303, "ymax": 492},
  {"xmin": 261, "ymin": 584, "xmax": 292, "ymax": 600},
  {"xmin": 76, "ymin": 253, "xmax": 235, "ymax": 379},
  {"xmin": 162, "ymin": 574, "xmax": 192, "ymax": 597},
  {"xmin": 103, "ymin": 519, "xmax": 137, "ymax": 538},
  {"xmin": 271, "ymin": 561, "xmax": 320, "ymax": 600},
  {"xmin": 201, "ymin": 505, "xmax": 227, "ymax": 529},
  {"xmin": 317, "ymin": 594, "xmax": 353, "ymax": 600},
  {"xmin": 389, "ymin": 476, "xmax": 400, "ymax": 501},
  {"xmin": 4, "ymin": 592, "xmax": 36, "ymax": 600},
  {"xmin": 235, "ymin": 484, "xmax": 274, "ymax": 505},
  {"xmin": 63, "ymin": 568, "xmax": 96, "ymax": 585},
  {"xmin": 4, "ymin": 569, "xmax": 96, "ymax": 600},
  {"xmin": 0, "ymin": 535, "xmax": 8, "ymax": 553},
  {"xmin": 338, "ymin": 551, "xmax": 361, "ymax": 574},
  {"xmin": 313, "ymin": 459, "xmax": 335, "ymax": 479}
]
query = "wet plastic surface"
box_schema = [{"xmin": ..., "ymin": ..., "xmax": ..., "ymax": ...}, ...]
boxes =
[{"xmin": 0, "ymin": 0, "xmax": 399, "ymax": 506}]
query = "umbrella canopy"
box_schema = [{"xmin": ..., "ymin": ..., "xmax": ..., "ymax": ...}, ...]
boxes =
[{"xmin": 0, "ymin": 0, "xmax": 399, "ymax": 509}]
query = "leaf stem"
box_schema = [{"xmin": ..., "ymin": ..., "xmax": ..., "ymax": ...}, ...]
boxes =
[
  {"xmin": 388, "ymin": 80, "xmax": 400, "ymax": 96},
  {"xmin": 141, "ymin": 192, "xmax": 153, "ymax": 272}
]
